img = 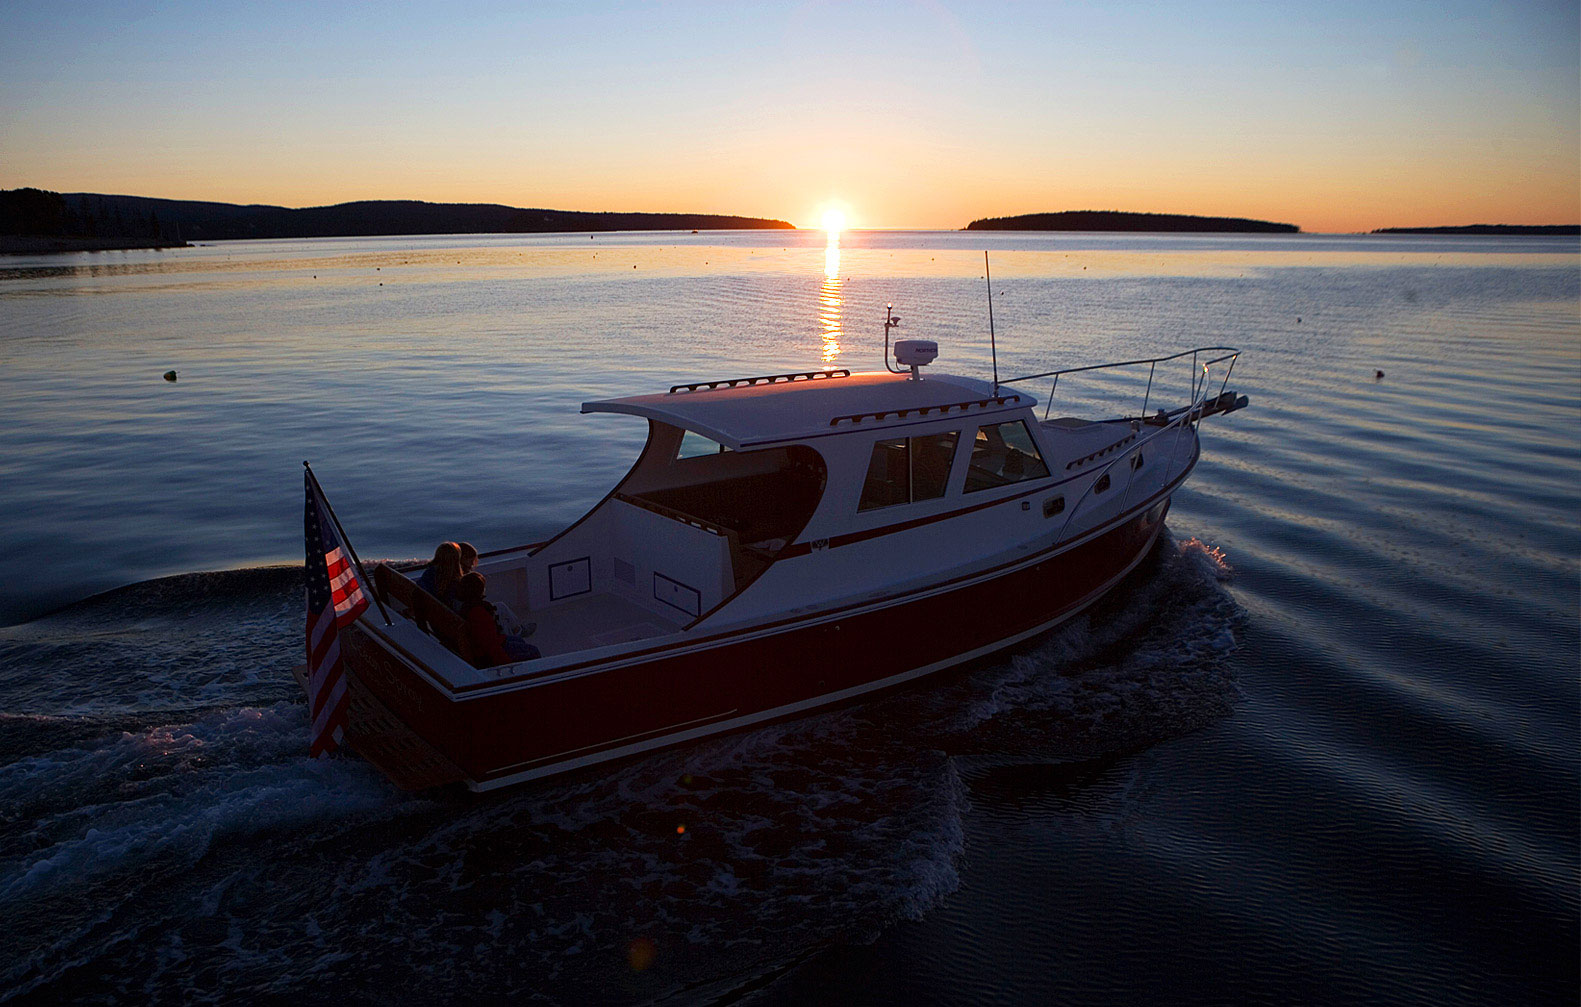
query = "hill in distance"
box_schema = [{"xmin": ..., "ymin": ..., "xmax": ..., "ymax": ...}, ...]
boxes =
[
  {"xmin": 1371, "ymin": 224, "xmax": 1579, "ymax": 236},
  {"xmin": 966, "ymin": 210, "xmax": 1299, "ymax": 233},
  {"xmin": 0, "ymin": 188, "xmax": 794, "ymax": 244}
]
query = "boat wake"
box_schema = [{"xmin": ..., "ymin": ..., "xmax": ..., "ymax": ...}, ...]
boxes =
[{"xmin": 0, "ymin": 531, "xmax": 1241, "ymax": 1003}]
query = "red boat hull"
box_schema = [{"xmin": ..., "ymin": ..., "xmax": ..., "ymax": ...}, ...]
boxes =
[{"xmin": 343, "ymin": 499, "xmax": 1169, "ymax": 790}]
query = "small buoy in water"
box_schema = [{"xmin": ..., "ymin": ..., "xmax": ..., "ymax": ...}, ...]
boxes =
[
  {"xmin": 1375, "ymin": 370, "xmax": 1385, "ymax": 380},
  {"xmin": 1296, "ymin": 316, "xmax": 1301, "ymax": 323},
  {"xmin": 163, "ymin": 370, "xmax": 178, "ymax": 382}
]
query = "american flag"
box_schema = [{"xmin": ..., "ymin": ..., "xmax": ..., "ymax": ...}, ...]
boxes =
[{"xmin": 304, "ymin": 471, "xmax": 368, "ymax": 756}]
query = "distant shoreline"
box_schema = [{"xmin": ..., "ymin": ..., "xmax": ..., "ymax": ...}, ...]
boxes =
[
  {"xmin": 57, "ymin": 192, "xmax": 796, "ymax": 242},
  {"xmin": 966, "ymin": 210, "xmax": 1299, "ymax": 233},
  {"xmin": 1, "ymin": 187, "xmax": 795, "ymax": 251},
  {"xmin": 1370, "ymin": 224, "xmax": 1579, "ymax": 236}
]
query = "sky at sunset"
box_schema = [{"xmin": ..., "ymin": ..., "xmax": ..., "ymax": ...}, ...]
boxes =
[{"xmin": 2, "ymin": 0, "xmax": 1576, "ymax": 232}]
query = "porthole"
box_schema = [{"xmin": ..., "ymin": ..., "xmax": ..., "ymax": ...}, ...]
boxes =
[
  {"xmin": 1095, "ymin": 474, "xmax": 1111, "ymax": 493},
  {"xmin": 1131, "ymin": 451, "xmax": 1144, "ymax": 470},
  {"xmin": 1043, "ymin": 496, "xmax": 1065, "ymax": 518}
]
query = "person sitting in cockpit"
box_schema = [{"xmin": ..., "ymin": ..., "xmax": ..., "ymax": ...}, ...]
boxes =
[{"xmin": 457, "ymin": 573, "xmax": 539, "ymax": 667}]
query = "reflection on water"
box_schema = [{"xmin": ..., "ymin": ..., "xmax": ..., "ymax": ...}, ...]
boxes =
[
  {"xmin": 0, "ymin": 230, "xmax": 1577, "ymax": 1005},
  {"xmin": 820, "ymin": 232, "xmax": 843, "ymax": 363}
]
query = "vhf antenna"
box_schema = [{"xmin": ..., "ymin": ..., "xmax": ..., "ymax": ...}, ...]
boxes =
[
  {"xmin": 985, "ymin": 251, "xmax": 999, "ymax": 394},
  {"xmin": 883, "ymin": 304, "xmax": 905, "ymax": 374}
]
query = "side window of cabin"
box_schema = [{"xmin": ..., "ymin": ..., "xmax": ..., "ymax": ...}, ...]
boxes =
[
  {"xmin": 964, "ymin": 420, "xmax": 1051, "ymax": 492},
  {"xmin": 676, "ymin": 430, "xmax": 730, "ymax": 460},
  {"xmin": 859, "ymin": 439, "xmax": 909, "ymax": 511},
  {"xmin": 911, "ymin": 431, "xmax": 958, "ymax": 501},
  {"xmin": 858, "ymin": 431, "xmax": 961, "ymax": 511}
]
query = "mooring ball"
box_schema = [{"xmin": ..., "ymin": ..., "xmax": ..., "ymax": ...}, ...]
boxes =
[{"xmin": 163, "ymin": 370, "xmax": 178, "ymax": 382}]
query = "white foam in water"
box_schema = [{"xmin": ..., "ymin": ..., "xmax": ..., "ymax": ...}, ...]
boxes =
[
  {"xmin": 0, "ymin": 567, "xmax": 301, "ymax": 718},
  {"xmin": 0, "ymin": 703, "xmax": 405, "ymax": 904},
  {"xmin": 224, "ymin": 708, "xmax": 975, "ymax": 999},
  {"xmin": 1179, "ymin": 536, "xmax": 1236, "ymax": 582},
  {"xmin": 952, "ymin": 535, "xmax": 1243, "ymax": 735}
]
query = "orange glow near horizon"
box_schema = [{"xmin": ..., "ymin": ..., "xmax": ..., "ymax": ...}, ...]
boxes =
[{"xmin": 1, "ymin": 6, "xmax": 1574, "ymax": 234}]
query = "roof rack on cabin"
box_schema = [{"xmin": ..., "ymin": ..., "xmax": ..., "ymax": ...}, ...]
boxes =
[
  {"xmin": 669, "ymin": 368, "xmax": 850, "ymax": 394},
  {"xmin": 829, "ymin": 393, "xmax": 1023, "ymax": 428}
]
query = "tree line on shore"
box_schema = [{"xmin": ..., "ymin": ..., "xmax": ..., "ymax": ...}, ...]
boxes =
[
  {"xmin": 0, "ymin": 188, "xmax": 172, "ymax": 240},
  {"xmin": 966, "ymin": 210, "xmax": 1300, "ymax": 233},
  {"xmin": 0, "ymin": 188, "xmax": 793, "ymax": 241}
]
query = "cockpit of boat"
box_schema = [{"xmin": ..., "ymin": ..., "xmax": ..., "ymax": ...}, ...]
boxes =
[
  {"xmin": 379, "ymin": 418, "xmax": 833, "ymax": 667},
  {"xmin": 615, "ymin": 422, "xmax": 827, "ymax": 592}
]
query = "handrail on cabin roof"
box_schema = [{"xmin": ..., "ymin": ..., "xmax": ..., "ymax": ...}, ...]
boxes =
[
  {"xmin": 669, "ymin": 368, "xmax": 850, "ymax": 394},
  {"xmin": 829, "ymin": 393, "xmax": 1023, "ymax": 428}
]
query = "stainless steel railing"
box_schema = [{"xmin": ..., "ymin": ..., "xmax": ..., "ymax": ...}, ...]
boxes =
[
  {"xmin": 997, "ymin": 347, "xmax": 1240, "ymax": 543},
  {"xmin": 995, "ymin": 346, "xmax": 1240, "ymax": 423}
]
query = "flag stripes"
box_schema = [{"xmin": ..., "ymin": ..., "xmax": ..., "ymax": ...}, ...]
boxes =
[{"xmin": 304, "ymin": 472, "xmax": 368, "ymax": 758}]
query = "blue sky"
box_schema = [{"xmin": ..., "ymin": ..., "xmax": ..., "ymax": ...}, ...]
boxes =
[{"xmin": 3, "ymin": 0, "xmax": 1576, "ymax": 229}]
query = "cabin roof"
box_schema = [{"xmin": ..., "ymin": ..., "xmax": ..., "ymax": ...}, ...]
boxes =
[{"xmin": 582, "ymin": 370, "xmax": 1037, "ymax": 449}]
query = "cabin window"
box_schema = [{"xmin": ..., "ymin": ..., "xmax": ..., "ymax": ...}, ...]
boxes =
[
  {"xmin": 677, "ymin": 430, "xmax": 730, "ymax": 459},
  {"xmin": 911, "ymin": 432, "xmax": 958, "ymax": 501},
  {"xmin": 858, "ymin": 431, "xmax": 961, "ymax": 512},
  {"xmin": 860, "ymin": 439, "xmax": 909, "ymax": 511},
  {"xmin": 964, "ymin": 420, "xmax": 1050, "ymax": 493}
]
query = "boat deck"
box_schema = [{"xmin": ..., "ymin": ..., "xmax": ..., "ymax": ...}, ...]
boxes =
[
  {"xmin": 1040, "ymin": 417, "xmax": 1142, "ymax": 468},
  {"xmin": 526, "ymin": 591, "xmax": 680, "ymax": 658}
]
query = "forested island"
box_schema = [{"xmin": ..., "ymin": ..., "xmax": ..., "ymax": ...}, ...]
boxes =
[
  {"xmin": 966, "ymin": 210, "xmax": 1299, "ymax": 233},
  {"xmin": 0, "ymin": 188, "xmax": 794, "ymax": 252},
  {"xmin": 1371, "ymin": 224, "xmax": 1579, "ymax": 236}
]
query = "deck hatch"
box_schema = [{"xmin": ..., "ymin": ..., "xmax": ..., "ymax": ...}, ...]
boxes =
[
  {"xmin": 653, "ymin": 573, "xmax": 702, "ymax": 616},
  {"xmin": 549, "ymin": 557, "xmax": 592, "ymax": 600}
]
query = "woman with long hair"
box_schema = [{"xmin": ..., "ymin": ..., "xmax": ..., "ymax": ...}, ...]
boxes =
[{"xmin": 416, "ymin": 541, "xmax": 464, "ymax": 608}]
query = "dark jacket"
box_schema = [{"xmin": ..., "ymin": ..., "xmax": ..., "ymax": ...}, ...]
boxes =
[{"xmin": 460, "ymin": 601, "xmax": 512, "ymax": 668}]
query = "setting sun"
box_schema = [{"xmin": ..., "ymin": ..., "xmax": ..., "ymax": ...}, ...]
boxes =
[{"xmin": 820, "ymin": 207, "xmax": 847, "ymax": 233}]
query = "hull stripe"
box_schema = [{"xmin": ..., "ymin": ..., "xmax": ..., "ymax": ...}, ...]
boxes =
[{"xmin": 466, "ymin": 516, "xmax": 1164, "ymax": 790}]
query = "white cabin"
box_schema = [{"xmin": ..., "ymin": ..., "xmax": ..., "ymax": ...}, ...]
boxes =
[{"xmin": 442, "ymin": 366, "xmax": 1194, "ymax": 669}]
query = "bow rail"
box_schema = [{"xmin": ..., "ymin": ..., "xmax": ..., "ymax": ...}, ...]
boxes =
[{"xmin": 996, "ymin": 346, "xmax": 1241, "ymax": 423}]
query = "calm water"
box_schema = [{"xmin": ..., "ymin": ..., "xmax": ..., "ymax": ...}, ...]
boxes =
[{"xmin": 0, "ymin": 231, "xmax": 1575, "ymax": 1004}]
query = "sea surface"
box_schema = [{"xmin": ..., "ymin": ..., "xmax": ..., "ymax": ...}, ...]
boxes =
[{"xmin": 0, "ymin": 230, "xmax": 1575, "ymax": 1005}]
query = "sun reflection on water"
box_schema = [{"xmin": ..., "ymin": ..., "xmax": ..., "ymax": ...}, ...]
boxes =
[{"xmin": 819, "ymin": 232, "xmax": 843, "ymax": 363}]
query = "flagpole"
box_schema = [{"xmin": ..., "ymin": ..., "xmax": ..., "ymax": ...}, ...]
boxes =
[{"xmin": 304, "ymin": 461, "xmax": 393, "ymax": 626}]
